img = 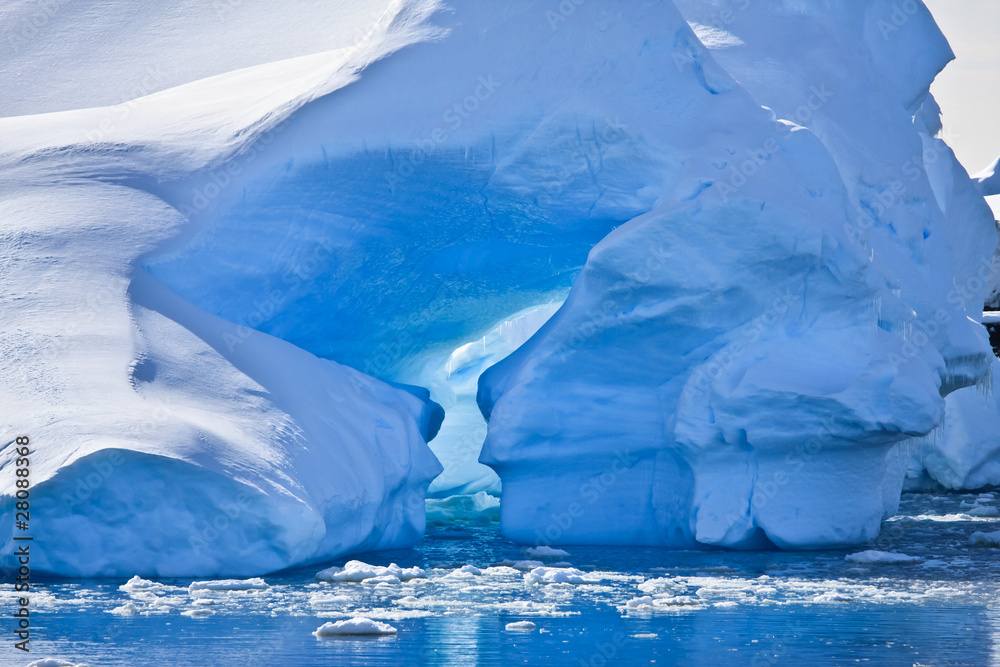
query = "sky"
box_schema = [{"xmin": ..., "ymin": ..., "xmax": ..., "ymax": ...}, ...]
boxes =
[{"xmin": 923, "ymin": 0, "xmax": 1000, "ymax": 218}]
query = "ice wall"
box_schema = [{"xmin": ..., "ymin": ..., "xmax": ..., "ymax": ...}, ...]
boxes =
[
  {"xmin": 0, "ymin": 0, "xmax": 446, "ymax": 577},
  {"xmin": 479, "ymin": 0, "xmax": 997, "ymax": 549}
]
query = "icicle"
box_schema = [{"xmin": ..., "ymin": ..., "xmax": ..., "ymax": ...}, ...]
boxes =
[{"xmin": 975, "ymin": 360, "xmax": 993, "ymax": 403}]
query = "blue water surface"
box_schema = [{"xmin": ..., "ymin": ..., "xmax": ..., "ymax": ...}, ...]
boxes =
[{"xmin": 2, "ymin": 492, "xmax": 998, "ymax": 666}]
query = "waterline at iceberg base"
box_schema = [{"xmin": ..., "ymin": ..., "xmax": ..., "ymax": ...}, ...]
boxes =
[
  {"xmin": 8, "ymin": 492, "xmax": 1000, "ymax": 665},
  {"xmin": 1, "ymin": 0, "xmax": 998, "ymax": 609}
]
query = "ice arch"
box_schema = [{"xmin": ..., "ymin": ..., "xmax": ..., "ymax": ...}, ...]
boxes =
[{"xmin": 2, "ymin": 0, "xmax": 997, "ymax": 580}]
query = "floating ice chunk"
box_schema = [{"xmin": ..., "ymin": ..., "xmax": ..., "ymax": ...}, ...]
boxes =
[
  {"xmin": 524, "ymin": 567, "xmax": 597, "ymax": 585},
  {"xmin": 313, "ymin": 617, "xmax": 397, "ymax": 636},
  {"xmin": 181, "ymin": 608, "xmax": 216, "ymax": 617},
  {"xmin": 399, "ymin": 567, "xmax": 426, "ymax": 581},
  {"xmin": 508, "ymin": 560, "xmax": 545, "ymax": 571},
  {"xmin": 652, "ymin": 596, "xmax": 702, "ymax": 607},
  {"xmin": 969, "ymin": 530, "xmax": 1000, "ymax": 547},
  {"xmin": 317, "ymin": 561, "xmax": 378, "ymax": 582},
  {"xmin": 444, "ymin": 564, "xmax": 482, "ymax": 579},
  {"xmin": 844, "ymin": 551, "xmax": 923, "ymax": 564},
  {"xmin": 25, "ymin": 660, "xmax": 91, "ymax": 667},
  {"xmin": 310, "ymin": 594, "xmax": 353, "ymax": 607},
  {"xmin": 632, "ymin": 633, "xmax": 660, "ymax": 638},
  {"xmin": 713, "ymin": 601, "xmax": 739, "ymax": 609},
  {"xmin": 188, "ymin": 578, "xmax": 268, "ymax": 592},
  {"xmin": 497, "ymin": 600, "xmax": 551, "ymax": 614},
  {"xmin": 119, "ymin": 576, "xmax": 169, "ymax": 594},
  {"xmin": 626, "ymin": 596, "xmax": 654, "ymax": 608},
  {"xmin": 108, "ymin": 603, "xmax": 140, "ymax": 616},
  {"xmin": 812, "ymin": 591, "xmax": 853, "ymax": 602},
  {"xmin": 483, "ymin": 566, "xmax": 521, "ymax": 577},
  {"xmin": 316, "ymin": 561, "xmax": 424, "ymax": 583},
  {"xmin": 395, "ymin": 596, "xmax": 421, "ymax": 605},
  {"xmin": 523, "ymin": 546, "xmax": 570, "ymax": 558},
  {"xmin": 505, "ymin": 621, "xmax": 537, "ymax": 632}
]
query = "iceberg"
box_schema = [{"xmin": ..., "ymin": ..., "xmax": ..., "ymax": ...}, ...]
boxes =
[
  {"xmin": 1, "ymin": 0, "xmax": 998, "ymax": 577},
  {"xmin": 0, "ymin": 0, "xmax": 446, "ymax": 577},
  {"xmin": 479, "ymin": 0, "xmax": 997, "ymax": 549}
]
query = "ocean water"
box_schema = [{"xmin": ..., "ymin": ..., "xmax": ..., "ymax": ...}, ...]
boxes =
[{"xmin": 3, "ymin": 491, "xmax": 999, "ymax": 666}]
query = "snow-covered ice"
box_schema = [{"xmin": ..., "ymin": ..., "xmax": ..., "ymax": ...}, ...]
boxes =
[
  {"xmin": 189, "ymin": 578, "xmax": 269, "ymax": 593},
  {"xmin": 844, "ymin": 551, "xmax": 923, "ymax": 565},
  {"xmin": 0, "ymin": 0, "xmax": 446, "ymax": 578},
  {"xmin": 478, "ymin": 0, "xmax": 997, "ymax": 550},
  {"xmin": 524, "ymin": 567, "xmax": 598, "ymax": 585},
  {"xmin": 313, "ymin": 617, "xmax": 398, "ymax": 636},
  {"xmin": 316, "ymin": 561, "xmax": 425, "ymax": 583},
  {"xmin": 504, "ymin": 621, "xmax": 537, "ymax": 632}
]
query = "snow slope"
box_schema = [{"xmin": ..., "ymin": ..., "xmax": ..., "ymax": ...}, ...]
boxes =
[{"xmin": 0, "ymin": 0, "xmax": 445, "ymax": 577}]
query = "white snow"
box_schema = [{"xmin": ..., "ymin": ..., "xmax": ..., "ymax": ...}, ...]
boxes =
[
  {"xmin": 504, "ymin": 621, "xmax": 537, "ymax": 632},
  {"xmin": 316, "ymin": 561, "xmax": 425, "ymax": 583},
  {"xmin": 845, "ymin": 551, "xmax": 924, "ymax": 565},
  {"xmin": 507, "ymin": 560, "xmax": 545, "ymax": 571},
  {"xmin": 443, "ymin": 565, "xmax": 483, "ymax": 579},
  {"xmin": 189, "ymin": 578, "xmax": 269, "ymax": 592},
  {"xmin": 181, "ymin": 608, "xmax": 216, "ymax": 618},
  {"xmin": 523, "ymin": 567, "xmax": 597, "ymax": 585},
  {"xmin": 108, "ymin": 603, "xmax": 141, "ymax": 616},
  {"xmin": 119, "ymin": 576, "xmax": 170, "ymax": 594},
  {"xmin": 313, "ymin": 617, "xmax": 398, "ymax": 636},
  {"xmin": 626, "ymin": 596, "xmax": 655, "ymax": 608}
]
